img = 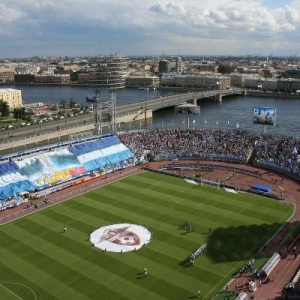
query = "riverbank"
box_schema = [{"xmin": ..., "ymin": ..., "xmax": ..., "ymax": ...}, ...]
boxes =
[{"xmin": 246, "ymin": 90, "xmax": 300, "ymax": 99}]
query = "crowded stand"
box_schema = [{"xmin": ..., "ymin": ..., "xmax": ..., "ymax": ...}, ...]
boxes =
[
  {"xmin": 119, "ymin": 129, "xmax": 300, "ymax": 178},
  {"xmin": 253, "ymin": 135, "xmax": 300, "ymax": 177},
  {"xmin": 119, "ymin": 129, "xmax": 258, "ymax": 162},
  {"xmin": 1, "ymin": 128, "xmax": 300, "ymax": 212}
]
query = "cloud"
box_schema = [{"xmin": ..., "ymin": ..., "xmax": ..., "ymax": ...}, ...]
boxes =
[
  {"xmin": 0, "ymin": 0, "xmax": 300, "ymax": 57},
  {"xmin": 285, "ymin": 5, "xmax": 299, "ymax": 24}
]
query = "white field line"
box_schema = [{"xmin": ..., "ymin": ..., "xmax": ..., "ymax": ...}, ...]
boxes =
[
  {"xmin": 0, "ymin": 282, "xmax": 37, "ymax": 300},
  {"xmin": 0, "ymin": 283, "xmax": 23, "ymax": 300}
]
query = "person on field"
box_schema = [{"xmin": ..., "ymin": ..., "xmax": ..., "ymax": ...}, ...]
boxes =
[
  {"xmin": 197, "ymin": 289, "xmax": 201, "ymax": 297},
  {"xmin": 64, "ymin": 227, "xmax": 67, "ymax": 233},
  {"xmin": 144, "ymin": 267, "xmax": 148, "ymax": 278}
]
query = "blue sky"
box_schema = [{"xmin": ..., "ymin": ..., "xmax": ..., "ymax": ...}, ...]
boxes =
[
  {"xmin": 0, "ymin": 0, "xmax": 299, "ymax": 58},
  {"xmin": 263, "ymin": 0, "xmax": 292, "ymax": 9}
]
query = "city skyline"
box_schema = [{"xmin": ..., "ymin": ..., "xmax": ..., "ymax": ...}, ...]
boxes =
[{"xmin": 1, "ymin": 0, "xmax": 299, "ymax": 59}]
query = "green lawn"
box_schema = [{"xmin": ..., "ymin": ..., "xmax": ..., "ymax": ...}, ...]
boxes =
[{"xmin": 0, "ymin": 172, "xmax": 293, "ymax": 299}]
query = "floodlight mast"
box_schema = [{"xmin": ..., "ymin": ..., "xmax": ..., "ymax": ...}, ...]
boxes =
[
  {"xmin": 94, "ymin": 88, "xmax": 116, "ymax": 135},
  {"xmin": 94, "ymin": 89, "xmax": 102, "ymax": 135},
  {"xmin": 109, "ymin": 89, "xmax": 116, "ymax": 133}
]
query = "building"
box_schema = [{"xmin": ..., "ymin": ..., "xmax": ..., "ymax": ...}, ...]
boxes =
[
  {"xmin": 125, "ymin": 76, "xmax": 159, "ymax": 88},
  {"xmin": 229, "ymin": 74, "xmax": 245, "ymax": 87},
  {"xmin": 0, "ymin": 67, "xmax": 14, "ymax": 83},
  {"xmin": 0, "ymin": 88, "xmax": 23, "ymax": 109},
  {"xmin": 77, "ymin": 73, "xmax": 93, "ymax": 84},
  {"xmin": 80, "ymin": 55, "xmax": 129, "ymax": 88},
  {"xmin": 243, "ymin": 75, "xmax": 265, "ymax": 89},
  {"xmin": 277, "ymin": 79, "xmax": 300, "ymax": 92},
  {"xmin": 161, "ymin": 74, "xmax": 231, "ymax": 89},
  {"xmin": 34, "ymin": 74, "xmax": 70, "ymax": 83},
  {"xmin": 15, "ymin": 64, "xmax": 40, "ymax": 75},
  {"xmin": 14, "ymin": 74, "xmax": 36, "ymax": 83}
]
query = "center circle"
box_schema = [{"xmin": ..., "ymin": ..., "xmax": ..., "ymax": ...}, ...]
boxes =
[{"xmin": 90, "ymin": 223, "xmax": 151, "ymax": 252}]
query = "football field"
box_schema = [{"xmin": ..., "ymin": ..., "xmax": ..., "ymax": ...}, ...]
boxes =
[{"xmin": 0, "ymin": 172, "xmax": 293, "ymax": 299}]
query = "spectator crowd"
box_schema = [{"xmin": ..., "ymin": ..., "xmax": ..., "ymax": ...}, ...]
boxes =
[{"xmin": 118, "ymin": 129, "xmax": 300, "ymax": 179}]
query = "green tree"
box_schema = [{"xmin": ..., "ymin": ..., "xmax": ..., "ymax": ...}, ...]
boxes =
[
  {"xmin": 218, "ymin": 64, "xmax": 235, "ymax": 74},
  {"xmin": 1, "ymin": 102, "xmax": 10, "ymax": 117},
  {"xmin": 0, "ymin": 99, "xmax": 3, "ymax": 115},
  {"xmin": 70, "ymin": 71, "xmax": 79, "ymax": 81},
  {"xmin": 69, "ymin": 98, "xmax": 78, "ymax": 108},
  {"xmin": 60, "ymin": 99, "xmax": 67, "ymax": 108},
  {"xmin": 263, "ymin": 70, "xmax": 272, "ymax": 78},
  {"xmin": 13, "ymin": 107, "xmax": 25, "ymax": 120}
]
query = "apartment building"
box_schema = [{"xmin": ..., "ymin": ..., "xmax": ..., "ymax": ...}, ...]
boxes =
[
  {"xmin": 0, "ymin": 88, "xmax": 23, "ymax": 109},
  {"xmin": 125, "ymin": 76, "xmax": 160, "ymax": 87},
  {"xmin": 162, "ymin": 74, "xmax": 231, "ymax": 89}
]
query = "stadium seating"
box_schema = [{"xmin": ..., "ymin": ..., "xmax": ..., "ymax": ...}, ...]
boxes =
[{"xmin": 0, "ymin": 135, "xmax": 134, "ymax": 201}]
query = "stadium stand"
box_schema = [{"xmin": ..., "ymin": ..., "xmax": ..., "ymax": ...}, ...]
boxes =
[
  {"xmin": 2, "ymin": 128, "xmax": 300, "ymax": 211},
  {"xmin": 0, "ymin": 135, "xmax": 134, "ymax": 211},
  {"xmin": 119, "ymin": 129, "xmax": 300, "ymax": 179}
]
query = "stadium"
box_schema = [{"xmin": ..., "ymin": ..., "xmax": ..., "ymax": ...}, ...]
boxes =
[{"xmin": 0, "ymin": 127, "xmax": 300, "ymax": 300}]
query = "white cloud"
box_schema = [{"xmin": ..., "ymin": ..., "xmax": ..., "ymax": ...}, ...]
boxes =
[
  {"xmin": 285, "ymin": 5, "xmax": 299, "ymax": 24},
  {"xmin": 0, "ymin": 0, "xmax": 300, "ymax": 57}
]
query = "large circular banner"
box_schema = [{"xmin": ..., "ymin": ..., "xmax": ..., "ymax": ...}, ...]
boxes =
[{"xmin": 90, "ymin": 223, "xmax": 151, "ymax": 252}]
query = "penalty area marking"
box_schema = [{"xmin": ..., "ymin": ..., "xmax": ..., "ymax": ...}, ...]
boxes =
[{"xmin": 0, "ymin": 282, "xmax": 37, "ymax": 300}]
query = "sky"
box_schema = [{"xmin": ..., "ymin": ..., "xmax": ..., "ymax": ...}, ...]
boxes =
[{"xmin": 0, "ymin": 0, "xmax": 299, "ymax": 58}]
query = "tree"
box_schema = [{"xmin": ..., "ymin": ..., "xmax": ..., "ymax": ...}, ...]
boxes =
[
  {"xmin": 69, "ymin": 98, "xmax": 78, "ymax": 108},
  {"xmin": 60, "ymin": 99, "xmax": 67, "ymax": 108},
  {"xmin": 13, "ymin": 107, "xmax": 25, "ymax": 120},
  {"xmin": 1, "ymin": 102, "xmax": 10, "ymax": 118},
  {"xmin": 218, "ymin": 64, "xmax": 235, "ymax": 74},
  {"xmin": 263, "ymin": 70, "xmax": 272, "ymax": 78},
  {"xmin": 12, "ymin": 108, "xmax": 19, "ymax": 119},
  {"xmin": 70, "ymin": 71, "xmax": 79, "ymax": 81},
  {"xmin": 0, "ymin": 99, "xmax": 3, "ymax": 115}
]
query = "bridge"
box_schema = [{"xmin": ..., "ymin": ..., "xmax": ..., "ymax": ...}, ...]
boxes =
[{"xmin": 116, "ymin": 88, "xmax": 244, "ymax": 118}]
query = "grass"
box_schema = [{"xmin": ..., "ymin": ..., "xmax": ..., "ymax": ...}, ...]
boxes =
[
  {"xmin": 281, "ymin": 220, "xmax": 300, "ymax": 246},
  {"xmin": 0, "ymin": 172, "xmax": 293, "ymax": 299}
]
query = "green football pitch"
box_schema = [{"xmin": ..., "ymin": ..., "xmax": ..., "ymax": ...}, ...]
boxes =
[{"xmin": 0, "ymin": 172, "xmax": 293, "ymax": 300}]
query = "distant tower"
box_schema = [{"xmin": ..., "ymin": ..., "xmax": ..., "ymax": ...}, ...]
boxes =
[
  {"xmin": 88, "ymin": 55, "xmax": 128, "ymax": 88},
  {"xmin": 175, "ymin": 56, "xmax": 182, "ymax": 73}
]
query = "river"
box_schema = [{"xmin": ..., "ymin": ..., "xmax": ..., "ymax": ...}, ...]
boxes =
[{"xmin": 4, "ymin": 85, "xmax": 300, "ymax": 138}]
